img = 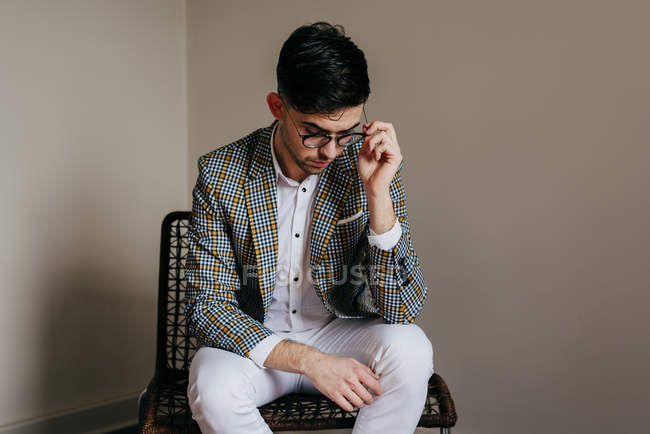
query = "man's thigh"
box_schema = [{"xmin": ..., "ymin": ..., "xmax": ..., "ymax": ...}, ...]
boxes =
[
  {"xmin": 188, "ymin": 346, "xmax": 301, "ymax": 407},
  {"xmin": 296, "ymin": 316, "xmax": 434, "ymax": 394}
]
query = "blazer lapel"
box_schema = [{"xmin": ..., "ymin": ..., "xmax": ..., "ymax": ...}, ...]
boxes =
[
  {"xmin": 245, "ymin": 125, "xmax": 278, "ymax": 304},
  {"xmin": 309, "ymin": 151, "xmax": 353, "ymax": 271}
]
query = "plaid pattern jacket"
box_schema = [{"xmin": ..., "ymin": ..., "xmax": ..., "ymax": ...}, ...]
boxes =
[{"xmin": 184, "ymin": 120, "xmax": 427, "ymax": 361}]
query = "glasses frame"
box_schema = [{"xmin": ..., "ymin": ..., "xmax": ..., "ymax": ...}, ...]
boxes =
[{"xmin": 282, "ymin": 99, "xmax": 369, "ymax": 149}]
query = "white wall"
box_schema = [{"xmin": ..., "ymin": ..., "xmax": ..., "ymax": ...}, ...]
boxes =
[
  {"xmin": 0, "ymin": 0, "xmax": 187, "ymax": 428},
  {"xmin": 186, "ymin": 1, "xmax": 650, "ymax": 433}
]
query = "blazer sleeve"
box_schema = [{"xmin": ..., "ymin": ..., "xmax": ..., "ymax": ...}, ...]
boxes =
[
  {"xmin": 362, "ymin": 164, "xmax": 428, "ymax": 324},
  {"xmin": 184, "ymin": 156, "xmax": 276, "ymax": 360}
]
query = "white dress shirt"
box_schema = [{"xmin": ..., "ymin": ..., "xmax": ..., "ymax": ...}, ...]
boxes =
[{"xmin": 248, "ymin": 121, "xmax": 402, "ymax": 369}]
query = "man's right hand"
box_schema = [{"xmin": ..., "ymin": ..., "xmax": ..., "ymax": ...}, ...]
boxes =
[
  {"xmin": 302, "ymin": 352, "xmax": 383, "ymax": 412},
  {"xmin": 263, "ymin": 339, "xmax": 383, "ymax": 412}
]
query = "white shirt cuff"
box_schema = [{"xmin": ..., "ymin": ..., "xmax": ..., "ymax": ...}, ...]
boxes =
[
  {"xmin": 368, "ymin": 218, "xmax": 402, "ymax": 250},
  {"xmin": 249, "ymin": 334, "xmax": 286, "ymax": 369}
]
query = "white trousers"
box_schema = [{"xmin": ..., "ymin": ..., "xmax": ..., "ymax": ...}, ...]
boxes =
[{"xmin": 187, "ymin": 316, "xmax": 434, "ymax": 434}]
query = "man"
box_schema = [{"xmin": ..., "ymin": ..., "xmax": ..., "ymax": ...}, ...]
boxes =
[{"xmin": 184, "ymin": 22, "xmax": 433, "ymax": 433}]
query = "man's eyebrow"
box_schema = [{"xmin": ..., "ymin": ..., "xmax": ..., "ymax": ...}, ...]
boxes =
[{"xmin": 300, "ymin": 121, "xmax": 360, "ymax": 134}]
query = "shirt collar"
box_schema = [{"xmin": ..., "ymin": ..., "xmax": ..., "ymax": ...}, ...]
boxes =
[{"xmin": 269, "ymin": 121, "xmax": 284, "ymax": 179}]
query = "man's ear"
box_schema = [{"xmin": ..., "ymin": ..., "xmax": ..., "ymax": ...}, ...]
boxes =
[{"xmin": 266, "ymin": 92, "xmax": 284, "ymax": 121}]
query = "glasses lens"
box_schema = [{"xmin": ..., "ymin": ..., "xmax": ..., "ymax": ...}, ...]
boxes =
[
  {"xmin": 304, "ymin": 135, "xmax": 330, "ymax": 148},
  {"xmin": 338, "ymin": 133, "xmax": 364, "ymax": 147}
]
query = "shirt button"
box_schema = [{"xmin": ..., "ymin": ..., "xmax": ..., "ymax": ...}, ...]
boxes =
[
  {"xmin": 291, "ymin": 309, "xmax": 297, "ymax": 314},
  {"xmin": 295, "ymin": 233, "xmax": 300, "ymax": 238},
  {"xmin": 302, "ymin": 187, "xmax": 307, "ymax": 192},
  {"xmin": 293, "ymin": 277, "xmax": 299, "ymax": 282}
]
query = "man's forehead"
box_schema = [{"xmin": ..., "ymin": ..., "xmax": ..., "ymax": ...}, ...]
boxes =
[{"xmin": 297, "ymin": 106, "xmax": 364, "ymax": 132}]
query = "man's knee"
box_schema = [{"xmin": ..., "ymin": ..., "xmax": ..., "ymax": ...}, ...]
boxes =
[
  {"xmin": 188, "ymin": 348, "xmax": 256, "ymax": 421},
  {"xmin": 190, "ymin": 371, "xmax": 253, "ymax": 407},
  {"xmin": 377, "ymin": 323, "xmax": 434, "ymax": 375}
]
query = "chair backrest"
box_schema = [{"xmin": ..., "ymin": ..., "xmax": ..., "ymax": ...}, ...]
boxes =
[{"xmin": 154, "ymin": 211, "xmax": 199, "ymax": 377}]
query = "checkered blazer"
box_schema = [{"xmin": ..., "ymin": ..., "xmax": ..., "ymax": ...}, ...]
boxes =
[{"xmin": 184, "ymin": 120, "xmax": 427, "ymax": 361}]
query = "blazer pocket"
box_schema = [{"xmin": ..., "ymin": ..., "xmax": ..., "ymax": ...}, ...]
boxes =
[{"xmin": 337, "ymin": 209, "xmax": 364, "ymax": 225}]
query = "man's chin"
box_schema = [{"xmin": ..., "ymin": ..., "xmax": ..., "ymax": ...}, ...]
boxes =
[{"xmin": 302, "ymin": 161, "xmax": 329, "ymax": 173}]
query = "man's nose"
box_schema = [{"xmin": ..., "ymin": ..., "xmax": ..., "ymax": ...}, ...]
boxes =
[{"xmin": 319, "ymin": 139, "xmax": 338, "ymax": 161}]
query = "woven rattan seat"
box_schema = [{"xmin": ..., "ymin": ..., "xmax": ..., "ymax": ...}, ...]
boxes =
[{"xmin": 138, "ymin": 211, "xmax": 458, "ymax": 433}]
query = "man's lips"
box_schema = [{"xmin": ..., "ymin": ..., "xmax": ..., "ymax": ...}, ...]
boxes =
[{"xmin": 310, "ymin": 160, "xmax": 330, "ymax": 167}]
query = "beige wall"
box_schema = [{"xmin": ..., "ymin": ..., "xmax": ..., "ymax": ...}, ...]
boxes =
[
  {"xmin": 187, "ymin": 1, "xmax": 650, "ymax": 433},
  {"xmin": 2, "ymin": 0, "xmax": 648, "ymax": 431},
  {"xmin": 0, "ymin": 0, "xmax": 187, "ymax": 428}
]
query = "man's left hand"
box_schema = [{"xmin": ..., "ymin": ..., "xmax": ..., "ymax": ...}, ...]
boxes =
[{"xmin": 358, "ymin": 120, "xmax": 403, "ymax": 196}]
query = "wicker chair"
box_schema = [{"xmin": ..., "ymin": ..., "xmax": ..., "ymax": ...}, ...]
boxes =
[{"xmin": 139, "ymin": 211, "xmax": 457, "ymax": 433}]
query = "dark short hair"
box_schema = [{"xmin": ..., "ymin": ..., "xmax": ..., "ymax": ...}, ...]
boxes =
[{"xmin": 277, "ymin": 21, "xmax": 370, "ymax": 114}]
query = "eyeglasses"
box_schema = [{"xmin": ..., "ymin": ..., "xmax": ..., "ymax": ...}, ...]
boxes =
[{"xmin": 283, "ymin": 102, "xmax": 368, "ymax": 149}]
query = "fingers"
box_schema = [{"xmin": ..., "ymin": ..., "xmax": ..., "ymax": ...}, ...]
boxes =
[
  {"xmin": 343, "ymin": 366, "xmax": 384, "ymax": 411},
  {"xmin": 332, "ymin": 391, "xmax": 356, "ymax": 413},
  {"xmin": 359, "ymin": 369, "xmax": 384, "ymax": 397},
  {"xmin": 364, "ymin": 130, "xmax": 384, "ymax": 155},
  {"xmin": 374, "ymin": 141, "xmax": 389, "ymax": 161},
  {"xmin": 341, "ymin": 383, "xmax": 366, "ymax": 409},
  {"xmin": 319, "ymin": 357, "xmax": 384, "ymax": 412},
  {"xmin": 338, "ymin": 371, "xmax": 383, "ymax": 411},
  {"xmin": 361, "ymin": 126, "xmax": 376, "ymax": 154},
  {"xmin": 365, "ymin": 131, "xmax": 398, "ymax": 162},
  {"xmin": 345, "ymin": 377, "xmax": 375, "ymax": 406},
  {"xmin": 363, "ymin": 120, "xmax": 397, "ymax": 144}
]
